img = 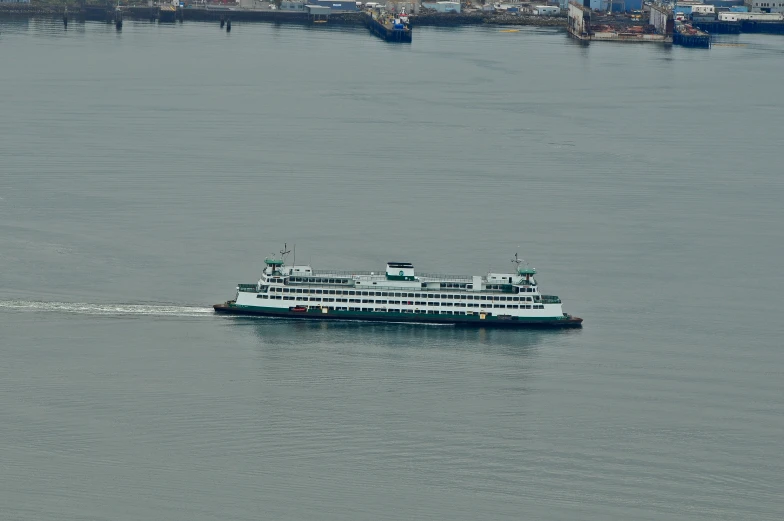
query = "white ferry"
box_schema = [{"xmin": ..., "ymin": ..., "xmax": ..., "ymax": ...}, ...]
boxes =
[{"xmin": 214, "ymin": 247, "xmax": 582, "ymax": 328}]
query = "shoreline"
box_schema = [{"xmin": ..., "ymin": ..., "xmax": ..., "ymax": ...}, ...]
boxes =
[{"xmin": 0, "ymin": 4, "xmax": 567, "ymax": 29}]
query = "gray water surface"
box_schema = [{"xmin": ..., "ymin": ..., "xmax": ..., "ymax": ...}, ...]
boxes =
[{"xmin": 1, "ymin": 19, "xmax": 783, "ymax": 520}]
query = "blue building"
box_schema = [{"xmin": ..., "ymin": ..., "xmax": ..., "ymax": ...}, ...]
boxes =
[{"xmin": 589, "ymin": 0, "xmax": 643, "ymax": 12}]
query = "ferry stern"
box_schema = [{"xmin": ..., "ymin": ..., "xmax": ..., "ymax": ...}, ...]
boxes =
[{"xmin": 213, "ymin": 301, "xmax": 235, "ymax": 313}]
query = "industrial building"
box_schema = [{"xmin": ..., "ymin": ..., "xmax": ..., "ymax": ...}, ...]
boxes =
[
  {"xmin": 422, "ymin": 1, "xmax": 461, "ymax": 13},
  {"xmin": 586, "ymin": 0, "xmax": 643, "ymax": 12},
  {"xmin": 279, "ymin": 1, "xmax": 306, "ymax": 10},
  {"xmin": 533, "ymin": 5, "xmax": 561, "ymax": 14},
  {"xmin": 745, "ymin": 0, "xmax": 784, "ymax": 12},
  {"xmin": 309, "ymin": 0, "xmax": 358, "ymax": 11},
  {"xmin": 718, "ymin": 10, "xmax": 784, "ymax": 19},
  {"xmin": 567, "ymin": 1, "xmax": 672, "ymax": 43}
]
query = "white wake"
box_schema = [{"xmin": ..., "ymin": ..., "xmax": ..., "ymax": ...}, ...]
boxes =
[{"xmin": 0, "ymin": 300, "xmax": 214, "ymax": 318}]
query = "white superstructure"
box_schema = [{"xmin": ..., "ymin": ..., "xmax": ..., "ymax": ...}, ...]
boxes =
[{"xmin": 232, "ymin": 251, "xmax": 570, "ymax": 321}]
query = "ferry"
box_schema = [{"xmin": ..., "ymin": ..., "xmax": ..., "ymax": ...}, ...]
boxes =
[{"xmin": 214, "ymin": 247, "xmax": 582, "ymax": 328}]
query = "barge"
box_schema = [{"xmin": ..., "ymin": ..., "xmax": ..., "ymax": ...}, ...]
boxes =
[{"xmin": 366, "ymin": 11, "xmax": 412, "ymax": 42}]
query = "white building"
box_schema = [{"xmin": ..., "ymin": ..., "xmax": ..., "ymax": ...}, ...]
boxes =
[
  {"xmin": 719, "ymin": 10, "xmax": 784, "ymax": 19},
  {"xmin": 745, "ymin": 0, "xmax": 784, "ymax": 12},
  {"xmin": 691, "ymin": 4, "xmax": 715, "ymax": 14},
  {"xmin": 534, "ymin": 5, "xmax": 560, "ymax": 14},
  {"xmin": 423, "ymin": 1, "xmax": 461, "ymax": 12},
  {"xmin": 280, "ymin": 0, "xmax": 306, "ymax": 9}
]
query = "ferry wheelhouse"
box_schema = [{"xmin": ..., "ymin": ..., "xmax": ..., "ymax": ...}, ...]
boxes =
[{"xmin": 214, "ymin": 252, "xmax": 582, "ymax": 328}]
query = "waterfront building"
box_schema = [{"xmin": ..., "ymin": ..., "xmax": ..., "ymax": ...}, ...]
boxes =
[
  {"xmin": 280, "ymin": 0, "xmax": 306, "ymax": 10},
  {"xmin": 718, "ymin": 10, "xmax": 784, "ymax": 18},
  {"xmin": 0, "ymin": 0, "xmax": 32, "ymax": 3},
  {"xmin": 745, "ymin": 0, "xmax": 784, "ymax": 12},
  {"xmin": 533, "ymin": 5, "xmax": 561, "ymax": 14},
  {"xmin": 422, "ymin": 1, "xmax": 461, "ymax": 13},
  {"xmin": 588, "ymin": 0, "xmax": 643, "ymax": 12},
  {"xmin": 311, "ymin": 0, "xmax": 358, "ymax": 10}
]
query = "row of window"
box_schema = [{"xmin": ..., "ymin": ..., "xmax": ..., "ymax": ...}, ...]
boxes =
[
  {"xmin": 264, "ymin": 303, "xmax": 546, "ymax": 314},
  {"xmin": 289, "ymin": 276, "xmax": 351, "ymax": 285},
  {"xmin": 441, "ymin": 282, "xmax": 468, "ymax": 289},
  {"xmin": 282, "ymin": 278, "xmax": 516, "ymax": 289},
  {"xmin": 258, "ymin": 295, "xmax": 545, "ymax": 309},
  {"xmin": 268, "ymin": 287, "xmax": 536, "ymax": 301},
  {"xmin": 269, "ymin": 275, "xmax": 534, "ymax": 293}
]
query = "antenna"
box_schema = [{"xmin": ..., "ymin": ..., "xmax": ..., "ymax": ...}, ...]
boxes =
[
  {"xmin": 280, "ymin": 243, "xmax": 291, "ymax": 259},
  {"xmin": 293, "ymin": 244, "xmax": 296, "ymax": 267}
]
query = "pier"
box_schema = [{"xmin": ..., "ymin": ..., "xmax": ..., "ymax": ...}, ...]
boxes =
[
  {"xmin": 158, "ymin": 5, "xmax": 177, "ymax": 24},
  {"xmin": 692, "ymin": 20, "xmax": 741, "ymax": 35},
  {"xmin": 673, "ymin": 24, "xmax": 711, "ymax": 48},
  {"xmin": 741, "ymin": 20, "xmax": 784, "ymax": 34}
]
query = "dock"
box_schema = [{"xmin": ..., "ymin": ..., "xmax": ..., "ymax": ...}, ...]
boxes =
[
  {"xmin": 740, "ymin": 20, "xmax": 784, "ymax": 34},
  {"xmin": 159, "ymin": 5, "xmax": 178, "ymax": 24},
  {"xmin": 673, "ymin": 24, "xmax": 711, "ymax": 48},
  {"xmin": 691, "ymin": 20, "xmax": 741, "ymax": 34},
  {"xmin": 366, "ymin": 12, "xmax": 412, "ymax": 43},
  {"xmin": 567, "ymin": 2, "xmax": 672, "ymax": 44}
]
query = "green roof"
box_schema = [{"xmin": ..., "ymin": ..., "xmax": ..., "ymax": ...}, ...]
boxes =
[
  {"xmin": 265, "ymin": 258, "xmax": 284, "ymax": 266},
  {"xmin": 518, "ymin": 267, "xmax": 536, "ymax": 275}
]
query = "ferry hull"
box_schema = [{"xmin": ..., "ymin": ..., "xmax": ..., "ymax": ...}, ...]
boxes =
[{"xmin": 213, "ymin": 302, "xmax": 583, "ymax": 329}]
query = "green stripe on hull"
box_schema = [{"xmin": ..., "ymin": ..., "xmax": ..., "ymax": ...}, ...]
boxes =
[
  {"xmin": 217, "ymin": 304, "xmax": 581, "ymax": 328},
  {"xmin": 385, "ymin": 275, "xmax": 416, "ymax": 281}
]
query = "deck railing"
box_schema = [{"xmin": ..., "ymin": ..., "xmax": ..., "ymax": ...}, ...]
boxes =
[
  {"xmin": 417, "ymin": 273, "xmax": 473, "ymax": 282},
  {"xmin": 309, "ymin": 269, "xmax": 473, "ymax": 281},
  {"xmin": 311, "ymin": 269, "xmax": 375, "ymax": 276},
  {"xmin": 242, "ymin": 280, "xmax": 533, "ymax": 295}
]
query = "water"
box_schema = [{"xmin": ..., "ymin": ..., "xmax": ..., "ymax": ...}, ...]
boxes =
[{"xmin": 1, "ymin": 19, "xmax": 783, "ymax": 520}]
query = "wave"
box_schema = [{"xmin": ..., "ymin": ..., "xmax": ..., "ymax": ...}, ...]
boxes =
[{"xmin": 0, "ymin": 300, "xmax": 214, "ymax": 318}]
